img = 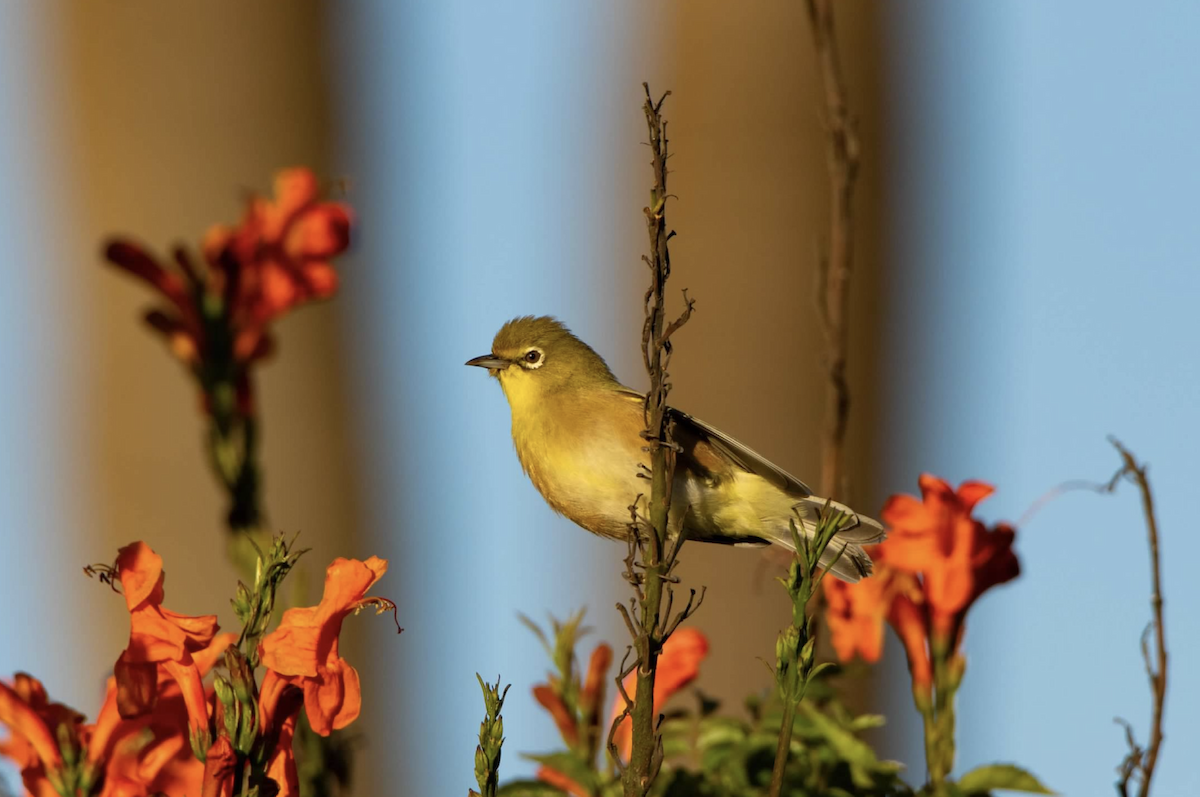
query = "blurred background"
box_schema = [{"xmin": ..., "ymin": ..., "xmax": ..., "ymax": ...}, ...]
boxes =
[{"xmin": 1, "ymin": 1, "xmax": 1197, "ymax": 795}]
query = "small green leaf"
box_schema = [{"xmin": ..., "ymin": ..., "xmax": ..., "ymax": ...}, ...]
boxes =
[{"xmin": 957, "ymin": 763, "xmax": 1055, "ymax": 795}]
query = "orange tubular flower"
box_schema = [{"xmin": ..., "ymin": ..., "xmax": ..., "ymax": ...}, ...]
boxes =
[
  {"xmin": 610, "ymin": 627, "xmax": 709, "ymax": 760},
  {"xmin": 536, "ymin": 765, "xmax": 589, "ymax": 797},
  {"xmin": 205, "ymin": 168, "xmax": 352, "ymax": 324},
  {"xmin": 258, "ymin": 556, "xmax": 389, "ymax": 736},
  {"xmin": 200, "ymin": 736, "xmax": 237, "ymax": 797},
  {"xmin": 881, "ymin": 474, "xmax": 1019, "ymax": 637},
  {"xmin": 113, "ymin": 542, "xmax": 221, "ymax": 740},
  {"xmin": 89, "ymin": 632, "xmax": 233, "ymax": 797},
  {"xmin": 823, "ymin": 544, "xmax": 890, "ymax": 663},
  {"xmin": 0, "ymin": 674, "xmax": 78, "ymax": 796},
  {"xmin": 533, "ymin": 685, "xmax": 578, "ymax": 747},
  {"xmin": 266, "ymin": 714, "xmax": 300, "ymax": 797},
  {"xmin": 886, "ymin": 575, "xmax": 933, "ymax": 700}
]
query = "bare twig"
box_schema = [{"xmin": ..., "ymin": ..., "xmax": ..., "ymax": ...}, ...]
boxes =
[
  {"xmin": 611, "ymin": 83, "xmax": 699, "ymax": 797},
  {"xmin": 805, "ymin": 0, "xmax": 861, "ymax": 501},
  {"xmin": 1105, "ymin": 438, "xmax": 1167, "ymax": 797}
]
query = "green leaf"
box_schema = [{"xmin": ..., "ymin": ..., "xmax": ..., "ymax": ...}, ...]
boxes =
[{"xmin": 957, "ymin": 763, "xmax": 1055, "ymax": 795}]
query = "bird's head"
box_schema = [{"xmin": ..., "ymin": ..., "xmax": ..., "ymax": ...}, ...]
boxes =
[{"xmin": 466, "ymin": 316, "xmax": 616, "ymax": 406}]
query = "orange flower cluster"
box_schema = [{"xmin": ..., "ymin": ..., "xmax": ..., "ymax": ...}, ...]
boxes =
[
  {"xmin": 0, "ymin": 542, "xmax": 392, "ymax": 797},
  {"xmin": 825, "ymin": 475, "xmax": 1020, "ymax": 697},
  {"xmin": 531, "ymin": 626, "xmax": 709, "ymax": 795},
  {"xmin": 103, "ymin": 168, "xmax": 352, "ymax": 415}
]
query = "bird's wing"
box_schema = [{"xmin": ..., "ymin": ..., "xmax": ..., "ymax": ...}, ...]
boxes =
[{"xmin": 614, "ymin": 388, "xmax": 813, "ymax": 497}]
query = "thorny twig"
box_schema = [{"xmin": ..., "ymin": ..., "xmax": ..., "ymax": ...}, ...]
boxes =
[
  {"xmin": 805, "ymin": 0, "xmax": 861, "ymax": 502},
  {"xmin": 609, "ymin": 83, "xmax": 700, "ymax": 797}
]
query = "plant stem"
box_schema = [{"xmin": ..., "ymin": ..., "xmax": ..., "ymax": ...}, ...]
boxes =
[
  {"xmin": 805, "ymin": 0, "xmax": 861, "ymax": 501},
  {"xmin": 767, "ymin": 511, "xmax": 845, "ymax": 797},
  {"xmin": 616, "ymin": 84, "xmax": 698, "ymax": 797},
  {"xmin": 768, "ymin": 698, "xmax": 798, "ymax": 793},
  {"xmin": 1108, "ymin": 439, "xmax": 1168, "ymax": 797}
]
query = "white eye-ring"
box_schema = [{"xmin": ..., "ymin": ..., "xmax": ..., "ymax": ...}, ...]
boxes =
[{"xmin": 521, "ymin": 347, "xmax": 545, "ymax": 369}]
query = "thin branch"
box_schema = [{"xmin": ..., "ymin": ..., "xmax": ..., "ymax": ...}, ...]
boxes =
[
  {"xmin": 805, "ymin": 0, "xmax": 861, "ymax": 502},
  {"xmin": 615, "ymin": 83, "xmax": 699, "ymax": 797},
  {"xmin": 1106, "ymin": 438, "xmax": 1167, "ymax": 797}
]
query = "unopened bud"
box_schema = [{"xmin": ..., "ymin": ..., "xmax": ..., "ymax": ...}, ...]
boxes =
[
  {"xmin": 225, "ymin": 648, "xmax": 257, "ymax": 705},
  {"xmin": 213, "ymin": 675, "xmax": 235, "ymax": 709},
  {"xmin": 232, "ymin": 582, "xmax": 252, "ymax": 619}
]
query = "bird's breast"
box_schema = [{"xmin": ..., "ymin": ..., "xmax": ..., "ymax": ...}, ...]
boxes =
[{"xmin": 510, "ymin": 390, "xmax": 647, "ymax": 539}]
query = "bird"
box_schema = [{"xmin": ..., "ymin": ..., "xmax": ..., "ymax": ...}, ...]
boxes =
[{"xmin": 466, "ymin": 316, "xmax": 885, "ymax": 582}]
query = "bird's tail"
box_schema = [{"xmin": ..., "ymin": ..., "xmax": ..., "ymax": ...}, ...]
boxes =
[{"xmin": 774, "ymin": 495, "xmax": 887, "ymax": 583}]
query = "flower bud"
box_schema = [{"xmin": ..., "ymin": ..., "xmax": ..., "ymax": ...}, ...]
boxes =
[
  {"xmin": 225, "ymin": 648, "xmax": 257, "ymax": 705},
  {"xmin": 213, "ymin": 676, "xmax": 235, "ymax": 710}
]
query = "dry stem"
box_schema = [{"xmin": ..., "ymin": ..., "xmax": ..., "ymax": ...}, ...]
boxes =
[
  {"xmin": 1107, "ymin": 439, "xmax": 1167, "ymax": 797},
  {"xmin": 610, "ymin": 84, "xmax": 700, "ymax": 797},
  {"xmin": 806, "ymin": 0, "xmax": 861, "ymax": 501}
]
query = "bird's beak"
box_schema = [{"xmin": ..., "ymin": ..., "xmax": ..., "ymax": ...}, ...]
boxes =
[{"xmin": 465, "ymin": 354, "xmax": 510, "ymax": 370}]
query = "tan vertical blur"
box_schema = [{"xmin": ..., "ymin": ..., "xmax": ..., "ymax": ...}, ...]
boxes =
[
  {"xmin": 660, "ymin": 0, "xmax": 885, "ymax": 708},
  {"xmin": 58, "ymin": 0, "xmax": 355, "ymax": 648}
]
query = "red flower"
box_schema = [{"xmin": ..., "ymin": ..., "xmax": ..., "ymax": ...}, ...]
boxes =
[
  {"xmin": 536, "ymin": 765, "xmax": 589, "ymax": 797},
  {"xmin": 0, "ymin": 674, "xmax": 79, "ymax": 796},
  {"xmin": 258, "ymin": 556, "xmax": 389, "ymax": 736},
  {"xmin": 112, "ymin": 542, "xmax": 222, "ymax": 743},
  {"xmin": 533, "ymin": 685, "xmax": 578, "ymax": 747},
  {"xmin": 882, "ymin": 475, "xmax": 1019, "ymax": 637},
  {"xmin": 91, "ymin": 631, "xmax": 233, "ymax": 797},
  {"xmin": 887, "ymin": 577, "xmax": 933, "ymax": 697},
  {"xmin": 824, "ymin": 545, "xmax": 890, "ymax": 663},
  {"xmin": 200, "ymin": 736, "xmax": 237, "ymax": 797},
  {"xmin": 1, "ymin": 649, "xmax": 230, "ymax": 797},
  {"xmin": 609, "ymin": 627, "xmax": 709, "ymax": 760},
  {"xmin": 103, "ymin": 167, "xmax": 353, "ymax": 418},
  {"xmin": 205, "ymin": 168, "xmax": 351, "ymax": 324},
  {"xmin": 265, "ymin": 714, "xmax": 300, "ymax": 797}
]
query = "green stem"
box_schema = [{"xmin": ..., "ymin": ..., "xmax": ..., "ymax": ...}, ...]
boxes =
[
  {"xmin": 926, "ymin": 635, "xmax": 956, "ymax": 791},
  {"xmin": 231, "ymin": 752, "xmax": 246, "ymax": 797},
  {"xmin": 767, "ymin": 514, "xmax": 840, "ymax": 797},
  {"xmin": 769, "ymin": 695, "xmax": 798, "ymax": 794}
]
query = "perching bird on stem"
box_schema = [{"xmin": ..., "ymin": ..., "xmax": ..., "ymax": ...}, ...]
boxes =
[{"xmin": 467, "ymin": 316, "xmax": 884, "ymax": 582}]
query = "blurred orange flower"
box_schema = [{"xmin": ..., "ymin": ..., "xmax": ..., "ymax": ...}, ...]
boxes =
[
  {"xmin": 824, "ymin": 474, "xmax": 1021, "ymax": 704},
  {"xmin": 887, "ymin": 577, "xmax": 933, "ymax": 695},
  {"xmin": 258, "ymin": 556, "xmax": 389, "ymax": 736},
  {"xmin": 882, "ymin": 474, "xmax": 1019, "ymax": 637},
  {"xmin": 580, "ymin": 643, "xmax": 612, "ymax": 734},
  {"xmin": 112, "ymin": 542, "xmax": 222, "ymax": 744},
  {"xmin": 536, "ymin": 764, "xmax": 589, "ymax": 797},
  {"xmin": 0, "ymin": 674, "xmax": 78, "ymax": 796},
  {"xmin": 103, "ymin": 167, "xmax": 353, "ymax": 417},
  {"xmin": 824, "ymin": 544, "xmax": 889, "ymax": 662},
  {"xmin": 533, "ymin": 684, "xmax": 578, "ymax": 747},
  {"xmin": 609, "ymin": 627, "xmax": 709, "ymax": 760},
  {"xmin": 205, "ymin": 168, "xmax": 352, "ymax": 324}
]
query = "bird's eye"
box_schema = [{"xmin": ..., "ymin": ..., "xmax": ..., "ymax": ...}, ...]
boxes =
[{"xmin": 524, "ymin": 349, "xmax": 543, "ymax": 365}]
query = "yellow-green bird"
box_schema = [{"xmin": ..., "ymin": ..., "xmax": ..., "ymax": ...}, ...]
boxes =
[{"xmin": 467, "ymin": 316, "xmax": 884, "ymax": 582}]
